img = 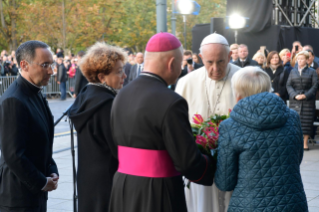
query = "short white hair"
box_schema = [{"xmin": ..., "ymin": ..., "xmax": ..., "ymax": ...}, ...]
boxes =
[
  {"xmin": 231, "ymin": 66, "xmax": 272, "ymax": 99},
  {"xmin": 199, "ymin": 45, "xmax": 230, "ymax": 55}
]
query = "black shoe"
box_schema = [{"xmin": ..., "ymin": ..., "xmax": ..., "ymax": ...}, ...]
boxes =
[{"xmin": 304, "ymin": 147, "xmax": 310, "ymax": 151}]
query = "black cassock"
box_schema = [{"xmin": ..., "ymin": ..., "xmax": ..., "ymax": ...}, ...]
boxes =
[
  {"xmin": 109, "ymin": 73, "xmax": 214, "ymax": 212},
  {"xmin": 69, "ymin": 85, "xmax": 118, "ymax": 212}
]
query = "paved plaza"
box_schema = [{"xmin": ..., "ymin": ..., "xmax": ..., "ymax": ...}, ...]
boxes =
[{"xmin": 48, "ymin": 134, "xmax": 319, "ymax": 212}]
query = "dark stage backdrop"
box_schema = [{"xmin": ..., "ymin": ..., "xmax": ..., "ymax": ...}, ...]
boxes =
[
  {"xmin": 226, "ymin": 0, "xmax": 272, "ymax": 33},
  {"xmin": 192, "ymin": 25, "xmax": 319, "ymax": 58}
]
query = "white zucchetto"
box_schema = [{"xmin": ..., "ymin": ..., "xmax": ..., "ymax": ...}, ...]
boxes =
[{"xmin": 200, "ymin": 33, "xmax": 229, "ymax": 47}]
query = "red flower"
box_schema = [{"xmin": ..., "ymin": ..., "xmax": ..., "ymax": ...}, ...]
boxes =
[
  {"xmin": 192, "ymin": 114, "xmax": 204, "ymax": 125},
  {"xmin": 196, "ymin": 135, "xmax": 207, "ymax": 148}
]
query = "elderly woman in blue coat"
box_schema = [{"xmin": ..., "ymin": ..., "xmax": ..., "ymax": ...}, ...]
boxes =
[{"xmin": 215, "ymin": 66, "xmax": 307, "ymax": 212}]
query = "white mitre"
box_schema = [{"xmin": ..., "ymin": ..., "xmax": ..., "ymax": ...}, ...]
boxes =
[{"xmin": 200, "ymin": 33, "xmax": 229, "ymax": 47}]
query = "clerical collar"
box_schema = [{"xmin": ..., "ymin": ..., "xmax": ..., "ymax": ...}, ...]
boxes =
[
  {"xmin": 240, "ymin": 58, "xmax": 247, "ymax": 63},
  {"xmin": 140, "ymin": 72, "xmax": 168, "ymax": 86},
  {"xmin": 20, "ymin": 75, "xmax": 43, "ymax": 93}
]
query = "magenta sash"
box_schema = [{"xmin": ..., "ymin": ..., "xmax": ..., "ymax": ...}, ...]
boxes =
[{"xmin": 117, "ymin": 146, "xmax": 180, "ymax": 178}]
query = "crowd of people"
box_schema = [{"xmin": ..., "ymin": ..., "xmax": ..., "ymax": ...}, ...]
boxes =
[{"xmin": 0, "ymin": 32, "xmax": 313, "ymax": 212}]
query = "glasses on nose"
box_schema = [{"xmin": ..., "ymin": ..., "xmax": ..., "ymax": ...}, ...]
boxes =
[{"xmin": 26, "ymin": 61, "xmax": 56, "ymax": 70}]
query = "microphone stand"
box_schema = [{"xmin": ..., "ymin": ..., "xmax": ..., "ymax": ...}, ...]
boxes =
[{"xmin": 54, "ymin": 104, "xmax": 78, "ymax": 212}]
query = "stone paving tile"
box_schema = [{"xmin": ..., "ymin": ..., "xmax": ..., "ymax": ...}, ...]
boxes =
[
  {"xmin": 308, "ymin": 198, "xmax": 319, "ymax": 207},
  {"xmin": 309, "ymin": 206, "xmax": 319, "ymax": 212}
]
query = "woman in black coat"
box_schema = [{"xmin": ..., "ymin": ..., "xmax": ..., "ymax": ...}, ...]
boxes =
[
  {"xmin": 264, "ymin": 51, "xmax": 289, "ymax": 103},
  {"xmin": 287, "ymin": 51, "xmax": 318, "ymax": 150},
  {"xmin": 68, "ymin": 42, "xmax": 127, "ymax": 212}
]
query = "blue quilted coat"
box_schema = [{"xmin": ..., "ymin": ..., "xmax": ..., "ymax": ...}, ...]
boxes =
[{"xmin": 215, "ymin": 92, "xmax": 308, "ymax": 212}]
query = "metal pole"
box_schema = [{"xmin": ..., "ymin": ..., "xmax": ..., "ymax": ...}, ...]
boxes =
[
  {"xmin": 235, "ymin": 30, "xmax": 238, "ymax": 44},
  {"xmin": 275, "ymin": 0, "xmax": 279, "ymax": 25},
  {"xmin": 171, "ymin": 0, "xmax": 176, "ymax": 35},
  {"xmin": 183, "ymin": 15, "xmax": 187, "ymax": 49},
  {"xmin": 156, "ymin": 0, "xmax": 167, "ymax": 33},
  {"xmin": 294, "ymin": 0, "xmax": 298, "ymax": 26}
]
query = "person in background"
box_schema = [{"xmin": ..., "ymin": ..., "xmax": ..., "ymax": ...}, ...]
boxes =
[
  {"xmin": 290, "ymin": 41, "xmax": 303, "ymax": 67},
  {"xmin": 264, "ymin": 51, "xmax": 289, "ymax": 103},
  {"xmin": 56, "ymin": 57, "xmax": 67, "ymax": 100},
  {"xmin": 68, "ymin": 42, "xmax": 126, "ymax": 212},
  {"xmin": 215, "ymin": 66, "xmax": 308, "ymax": 212},
  {"xmin": 287, "ymin": 51, "xmax": 318, "ymax": 151},
  {"xmin": 192, "ymin": 53, "xmax": 201, "ymax": 65},
  {"xmin": 233, "ymin": 44, "xmax": 259, "ymax": 68},
  {"xmin": 279, "ymin": 48, "xmax": 293, "ymax": 74},
  {"xmin": 305, "ymin": 49, "xmax": 319, "ymax": 71},
  {"xmin": 74, "ymin": 50, "xmax": 88, "ymax": 98},
  {"xmin": 303, "ymin": 45, "xmax": 319, "ymax": 65},
  {"xmin": 230, "ymin": 43, "xmax": 239, "ymax": 64},
  {"xmin": 128, "ymin": 52, "xmax": 144, "ymax": 83},
  {"xmin": 182, "ymin": 50, "xmax": 203, "ymax": 74},
  {"xmin": 252, "ymin": 52, "xmax": 266, "ymax": 69}
]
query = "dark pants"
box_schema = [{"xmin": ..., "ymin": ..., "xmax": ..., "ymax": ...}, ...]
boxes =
[
  {"xmin": 0, "ymin": 199, "xmax": 47, "ymax": 212},
  {"xmin": 60, "ymin": 81, "xmax": 66, "ymax": 100}
]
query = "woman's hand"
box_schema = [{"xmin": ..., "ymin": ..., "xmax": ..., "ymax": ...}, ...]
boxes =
[
  {"xmin": 274, "ymin": 92, "xmax": 280, "ymax": 97},
  {"xmin": 295, "ymin": 94, "xmax": 306, "ymax": 100}
]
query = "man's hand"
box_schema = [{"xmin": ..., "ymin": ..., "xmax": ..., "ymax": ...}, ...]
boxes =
[
  {"xmin": 42, "ymin": 177, "xmax": 57, "ymax": 192},
  {"xmin": 73, "ymin": 94, "xmax": 76, "ymax": 98},
  {"xmin": 274, "ymin": 92, "xmax": 280, "ymax": 97},
  {"xmin": 187, "ymin": 64, "xmax": 194, "ymax": 72},
  {"xmin": 57, "ymin": 81, "xmax": 60, "ymax": 84}
]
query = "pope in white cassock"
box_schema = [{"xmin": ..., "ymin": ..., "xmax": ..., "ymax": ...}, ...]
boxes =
[{"xmin": 175, "ymin": 33, "xmax": 240, "ymax": 212}]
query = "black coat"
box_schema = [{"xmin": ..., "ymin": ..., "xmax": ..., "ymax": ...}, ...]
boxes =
[
  {"xmin": 68, "ymin": 85, "xmax": 118, "ymax": 212},
  {"xmin": 233, "ymin": 57, "xmax": 259, "ymax": 68},
  {"xmin": 109, "ymin": 73, "xmax": 214, "ymax": 212},
  {"xmin": 57, "ymin": 63, "xmax": 67, "ymax": 82},
  {"xmin": 0, "ymin": 76, "xmax": 57, "ymax": 207},
  {"xmin": 264, "ymin": 66, "xmax": 289, "ymax": 102},
  {"xmin": 287, "ymin": 66, "xmax": 318, "ymax": 136},
  {"xmin": 74, "ymin": 67, "xmax": 88, "ymax": 96}
]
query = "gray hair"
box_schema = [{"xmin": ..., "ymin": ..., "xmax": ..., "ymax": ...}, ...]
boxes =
[
  {"xmin": 231, "ymin": 66, "xmax": 272, "ymax": 99},
  {"xmin": 16, "ymin": 40, "xmax": 49, "ymax": 68},
  {"xmin": 199, "ymin": 44, "xmax": 230, "ymax": 55}
]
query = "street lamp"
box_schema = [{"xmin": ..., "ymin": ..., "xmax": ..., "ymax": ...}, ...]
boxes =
[
  {"xmin": 175, "ymin": 0, "xmax": 199, "ymax": 49},
  {"xmin": 228, "ymin": 14, "xmax": 246, "ymax": 44}
]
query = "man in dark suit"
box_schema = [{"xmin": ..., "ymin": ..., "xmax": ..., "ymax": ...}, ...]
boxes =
[
  {"xmin": 57, "ymin": 57, "xmax": 67, "ymax": 100},
  {"xmin": 233, "ymin": 44, "xmax": 258, "ymax": 68},
  {"xmin": 0, "ymin": 40, "xmax": 59, "ymax": 212},
  {"xmin": 128, "ymin": 52, "xmax": 144, "ymax": 83},
  {"xmin": 74, "ymin": 51, "xmax": 87, "ymax": 98}
]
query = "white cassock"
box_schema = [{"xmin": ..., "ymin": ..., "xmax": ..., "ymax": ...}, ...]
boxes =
[{"xmin": 175, "ymin": 63, "xmax": 240, "ymax": 212}]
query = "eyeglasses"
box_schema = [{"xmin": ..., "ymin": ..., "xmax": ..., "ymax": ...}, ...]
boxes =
[{"xmin": 26, "ymin": 60, "xmax": 56, "ymax": 70}]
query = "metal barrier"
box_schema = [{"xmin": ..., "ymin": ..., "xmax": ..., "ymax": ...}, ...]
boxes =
[{"xmin": 0, "ymin": 75, "xmax": 76, "ymax": 98}]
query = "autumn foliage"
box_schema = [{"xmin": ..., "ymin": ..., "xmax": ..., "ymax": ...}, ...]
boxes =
[{"xmin": 0, "ymin": 0, "xmax": 226, "ymax": 53}]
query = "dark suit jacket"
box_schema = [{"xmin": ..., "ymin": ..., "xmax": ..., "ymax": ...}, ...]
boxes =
[
  {"xmin": 123, "ymin": 62, "xmax": 132, "ymax": 86},
  {"xmin": 74, "ymin": 67, "xmax": 88, "ymax": 96},
  {"xmin": 233, "ymin": 57, "xmax": 259, "ymax": 68},
  {"xmin": 57, "ymin": 63, "xmax": 67, "ymax": 82},
  {"xmin": 128, "ymin": 63, "xmax": 143, "ymax": 83},
  {"xmin": 0, "ymin": 76, "xmax": 58, "ymax": 207}
]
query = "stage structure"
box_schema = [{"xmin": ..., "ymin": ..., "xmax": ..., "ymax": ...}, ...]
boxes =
[
  {"xmin": 191, "ymin": 0, "xmax": 319, "ymax": 57},
  {"xmin": 272, "ymin": 0, "xmax": 319, "ymax": 27}
]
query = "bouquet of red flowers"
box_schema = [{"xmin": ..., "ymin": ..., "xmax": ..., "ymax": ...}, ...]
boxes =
[{"xmin": 191, "ymin": 110, "xmax": 231, "ymax": 160}]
